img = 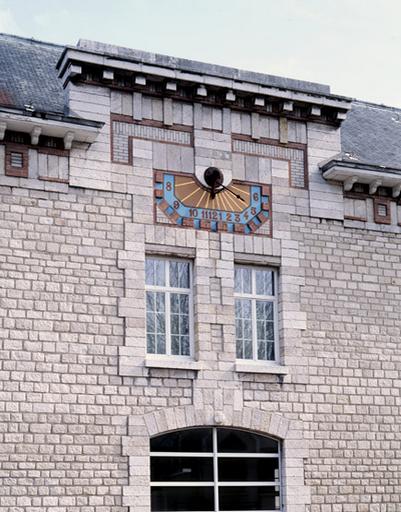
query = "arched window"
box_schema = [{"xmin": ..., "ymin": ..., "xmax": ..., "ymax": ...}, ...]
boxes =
[{"xmin": 150, "ymin": 427, "xmax": 281, "ymax": 511}]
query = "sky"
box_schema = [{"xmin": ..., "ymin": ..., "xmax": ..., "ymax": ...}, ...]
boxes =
[{"xmin": 1, "ymin": 0, "xmax": 401, "ymax": 107}]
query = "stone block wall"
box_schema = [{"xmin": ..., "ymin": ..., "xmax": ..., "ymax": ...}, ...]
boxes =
[
  {"xmin": 0, "ymin": 186, "xmax": 131, "ymax": 510},
  {"xmin": 1, "ymin": 77, "xmax": 399, "ymax": 512},
  {"xmin": 299, "ymin": 217, "xmax": 401, "ymax": 510},
  {"xmin": 2, "ymin": 184, "xmax": 401, "ymax": 510}
]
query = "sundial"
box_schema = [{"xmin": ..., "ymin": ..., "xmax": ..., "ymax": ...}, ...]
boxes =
[{"xmin": 154, "ymin": 167, "xmax": 271, "ymax": 235}]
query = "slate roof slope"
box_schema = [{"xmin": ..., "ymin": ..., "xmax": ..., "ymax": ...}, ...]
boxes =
[
  {"xmin": 340, "ymin": 101, "xmax": 401, "ymax": 169},
  {"xmin": 1, "ymin": 33, "xmax": 401, "ymax": 170},
  {"xmin": 0, "ymin": 33, "xmax": 65, "ymax": 114}
]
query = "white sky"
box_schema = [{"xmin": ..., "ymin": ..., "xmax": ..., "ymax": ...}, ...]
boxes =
[{"xmin": 1, "ymin": 0, "xmax": 401, "ymax": 107}]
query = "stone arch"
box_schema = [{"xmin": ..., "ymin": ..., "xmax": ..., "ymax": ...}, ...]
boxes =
[
  {"xmin": 123, "ymin": 405, "xmax": 310, "ymax": 512},
  {"xmin": 140, "ymin": 405, "xmax": 290, "ymax": 440}
]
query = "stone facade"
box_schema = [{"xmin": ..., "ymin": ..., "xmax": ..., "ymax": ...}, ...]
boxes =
[{"xmin": 1, "ymin": 35, "xmax": 401, "ymax": 512}]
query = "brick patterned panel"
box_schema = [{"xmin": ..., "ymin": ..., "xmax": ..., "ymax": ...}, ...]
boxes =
[
  {"xmin": 290, "ymin": 160, "xmax": 306, "ymax": 188},
  {"xmin": 232, "ymin": 138, "xmax": 307, "ymax": 189},
  {"xmin": 112, "ymin": 119, "xmax": 192, "ymax": 164}
]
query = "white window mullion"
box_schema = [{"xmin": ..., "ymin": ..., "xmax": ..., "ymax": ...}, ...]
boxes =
[
  {"xmin": 151, "ymin": 451, "xmax": 214, "ymax": 457},
  {"xmin": 273, "ymin": 293, "xmax": 279, "ymax": 364},
  {"xmin": 272, "ymin": 271, "xmax": 277, "ymax": 363},
  {"xmin": 252, "ymin": 298, "xmax": 257, "ymax": 361},
  {"xmin": 278, "ymin": 440, "xmax": 282, "ymax": 511},
  {"xmin": 165, "ymin": 262, "xmax": 171, "ymax": 356},
  {"xmin": 216, "ymin": 481, "xmax": 277, "ymax": 486},
  {"xmin": 166, "ymin": 290, "xmax": 171, "ymax": 355},
  {"xmin": 189, "ymin": 265, "xmax": 194, "ymax": 358},
  {"xmin": 251, "ymin": 269, "xmax": 256, "ymax": 361},
  {"xmin": 151, "ymin": 482, "xmax": 214, "ymax": 487},
  {"xmin": 217, "ymin": 452, "xmax": 279, "ymax": 458},
  {"xmin": 213, "ymin": 427, "xmax": 219, "ymax": 512}
]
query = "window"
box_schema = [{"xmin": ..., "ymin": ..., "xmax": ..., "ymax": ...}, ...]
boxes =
[
  {"xmin": 145, "ymin": 257, "xmax": 192, "ymax": 357},
  {"xmin": 373, "ymin": 197, "xmax": 391, "ymax": 224},
  {"xmin": 41, "ymin": 135, "xmax": 63, "ymax": 149},
  {"xmin": 5, "ymin": 144, "xmax": 28, "ymax": 178},
  {"xmin": 7, "ymin": 131, "xmax": 29, "ymax": 144},
  {"xmin": 234, "ymin": 266, "xmax": 278, "ymax": 362},
  {"xmin": 10, "ymin": 152, "xmax": 23, "ymax": 168},
  {"xmin": 150, "ymin": 427, "xmax": 281, "ymax": 511}
]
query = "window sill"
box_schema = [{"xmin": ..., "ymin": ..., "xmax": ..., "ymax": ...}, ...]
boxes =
[
  {"xmin": 145, "ymin": 357, "xmax": 202, "ymax": 371},
  {"xmin": 235, "ymin": 361, "xmax": 289, "ymax": 375}
]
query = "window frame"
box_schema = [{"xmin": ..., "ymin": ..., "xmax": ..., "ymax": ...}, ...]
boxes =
[
  {"xmin": 234, "ymin": 265, "xmax": 279, "ymax": 364},
  {"xmin": 145, "ymin": 256, "xmax": 194, "ymax": 359},
  {"xmin": 4, "ymin": 143, "xmax": 29, "ymax": 178},
  {"xmin": 150, "ymin": 427, "xmax": 282, "ymax": 512}
]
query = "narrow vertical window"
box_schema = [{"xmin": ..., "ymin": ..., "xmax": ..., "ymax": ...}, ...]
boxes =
[
  {"xmin": 234, "ymin": 266, "xmax": 278, "ymax": 362},
  {"xmin": 145, "ymin": 257, "xmax": 192, "ymax": 357}
]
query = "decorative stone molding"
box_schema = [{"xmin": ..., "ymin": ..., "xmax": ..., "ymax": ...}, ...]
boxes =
[
  {"xmin": 0, "ymin": 108, "xmax": 102, "ymax": 145},
  {"xmin": 321, "ymin": 159, "xmax": 401, "ymax": 196},
  {"xmin": 111, "ymin": 116, "xmax": 192, "ymax": 164},
  {"xmin": 123, "ymin": 405, "xmax": 310, "ymax": 512},
  {"xmin": 59, "ymin": 44, "xmax": 352, "ymax": 124},
  {"xmin": 232, "ymin": 137, "xmax": 307, "ymax": 189}
]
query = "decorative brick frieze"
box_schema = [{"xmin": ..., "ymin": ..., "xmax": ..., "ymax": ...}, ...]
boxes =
[
  {"xmin": 232, "ymin": 138, "xmax": 304, "ymax": 162},
  {"xmin": 232, "ymin": 137, "xmax": 307, "ymax": 189},
  {"xmin": 290, "ymin": 160, "xmax": 306, "ymax": 188},
  {"xmin": 113, "ymin": 120, "xmax": 192, "ymax": 145},
  {"xmin": 111, "ymin": 116, "xmax": 192, "ymax": 164}
]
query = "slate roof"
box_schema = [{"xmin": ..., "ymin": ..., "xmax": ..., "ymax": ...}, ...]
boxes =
[
  {"xmin": 340, "ymin": 101, "xmax": 401, "ymax": 169},
  {"xmin": 1, "ymin": 33, "xmax": 401, "ymax": 170},
  {"xmin": 0, "ymin": 33, "xmax": 65, "ymax": 115}
]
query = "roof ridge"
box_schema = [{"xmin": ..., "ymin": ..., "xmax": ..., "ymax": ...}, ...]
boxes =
[
  {"xmin": 351, "ymin": 99, "xmax": 401, "ymax": 113},
  {"xmin": 0, "ymin": 32, "xmax": 65, "ymax": 49}
]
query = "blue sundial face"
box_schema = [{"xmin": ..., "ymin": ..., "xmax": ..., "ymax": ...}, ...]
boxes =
[{"xmin": 154, "ymin": 171, "xmax": 271, "ymax": 235}]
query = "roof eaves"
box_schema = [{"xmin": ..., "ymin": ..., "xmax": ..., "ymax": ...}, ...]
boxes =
[
  {"xmin": 320, "ymin": 155, "xmax": 401, "ymax": 175},
  {"xmin": 0, "ymin": 104, "xmax": 103, "ymax": 129}
]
